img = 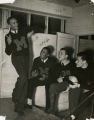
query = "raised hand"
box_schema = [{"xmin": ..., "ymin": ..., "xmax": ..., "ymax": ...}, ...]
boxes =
[
  {"xmin": 69, "ymin": 76, "xmax": 80, "ymax": 88},
  {"xmin": 31, "ymin": 70, "xmax": 39, "ymax": 78},
  {"xmin": 27, "ymin": 30, "xmax": 34, "ymax": 38},
  {"xmin": 57, "ymin": 77, "xmax": 63, "ymax": 83}
]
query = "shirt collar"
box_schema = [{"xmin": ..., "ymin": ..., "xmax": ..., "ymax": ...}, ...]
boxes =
[
  {"xmin": 10, "ymin": 29, "xmax": 18, "ymax": 34},
  {"xmin": 41, "ymin": 58, "xmax": 48, "ymax": 63}
]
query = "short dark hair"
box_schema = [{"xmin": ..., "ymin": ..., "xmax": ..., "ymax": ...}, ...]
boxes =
[
  {"xmin": 77, "ymin": 52, "xmax": 88, "ymax": 61},
  {"xmin": 41, "ymin": 46, "xmax": 51, "ymax": 55},
  {"xmin": 60, "ymin": 47, "xmax": 74, "ymax": 60},
  {"xmin": 77, "ymin": 50, "xmax": 94, "ymax": 64},
  {"xmin": 7, "ymin": 16, "xmax": 17, "ymax": 24}
]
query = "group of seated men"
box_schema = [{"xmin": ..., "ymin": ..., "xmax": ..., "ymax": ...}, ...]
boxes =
[{"xmin": 27, "ymin": 46, "xmax": 94, "ymax": 120}]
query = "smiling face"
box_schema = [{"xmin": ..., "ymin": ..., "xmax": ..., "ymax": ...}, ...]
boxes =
[
  {"xmin": 58, "ymin": 50, "xmax": 68, "ymax": 62},
  {"xmin": 75, "ymin": 56, "xmax": 85, "ymax": 68},
  {"xmin": 9, "ymin": 18, "xmax": 18, "ymax": 30},
  {"xmin": 40, "ymin": 48, "xmax": 49, "ymax": 60}
]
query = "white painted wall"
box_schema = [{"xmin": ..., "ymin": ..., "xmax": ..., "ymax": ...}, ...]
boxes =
[
  {"xmin": 72, "ymin": 4, "xmax": 94, "ymax": 35},
  {"xmin": 5, "ymin": 0, "xmax": 72, "ymax": 17},
  {"xmin": 66, "ymin": 4, "xmax": 94, "ymax": 35},
  {"xmin": 0, "ymin": 29, "xmax": 18, "ymax": 98},
  {"xmin": 0, "ymin": 29, "xmax": 3, "ymax": 98}
]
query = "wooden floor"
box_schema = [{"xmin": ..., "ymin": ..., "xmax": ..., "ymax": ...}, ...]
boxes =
[{"xmin": 0, "ymin": 98, "xmax": 63, "ymax": 120}]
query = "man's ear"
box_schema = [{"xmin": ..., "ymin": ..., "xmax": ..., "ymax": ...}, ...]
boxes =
[{"xmin": 66, "ymin": 54, "xmax": 68, "ymax": 59}]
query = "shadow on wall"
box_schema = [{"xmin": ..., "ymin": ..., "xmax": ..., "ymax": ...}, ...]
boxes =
[
  {"xmin": 83, "ymin": 49, "xmax": 94, "ymax": 65},
  {"xmin": 47, "ymin": 45, "xmax": 58, "ymax": 62}
]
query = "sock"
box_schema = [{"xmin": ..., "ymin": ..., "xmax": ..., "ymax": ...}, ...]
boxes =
[
  {"xmin": 71, "ymin": 115, "xmax": 76, "ymax": 120},
  {"xmin": 27, "ymin": 98, "xmax": 32, "ymax": 105}
]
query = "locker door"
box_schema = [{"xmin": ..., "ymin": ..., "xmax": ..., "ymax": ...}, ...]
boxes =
[
  {"xmin": 56, "ymin": 32, "xmax": 77, "ymax": 57},
  {"xmin": 32, "ymin": 33, "xmax": 57, "ymax": 58}
]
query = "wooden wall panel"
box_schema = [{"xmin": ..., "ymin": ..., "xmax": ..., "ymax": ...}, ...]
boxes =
[
  {"xmin": 5, "ymin": 0, "xmax": 72, "ymax": 17},
  {"xmin": 79, "ymin": 39, "xmax": 94, "ymax": 52}
]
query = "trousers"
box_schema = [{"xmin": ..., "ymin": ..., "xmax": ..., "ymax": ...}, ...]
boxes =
[
  {"xmin": 73, "ymin": 90, "xmax": 94, "ymax": 120},
  {"xmin": 49, "ymin": 82, "xmax": 80, "ymax": 113},
  {"xmin": 28, "ymin": 78, "xmax": 50, "ymax": 109},
  {"xmin": 12, "ymin": 55, "xmax": 29, "ymax": 112}
]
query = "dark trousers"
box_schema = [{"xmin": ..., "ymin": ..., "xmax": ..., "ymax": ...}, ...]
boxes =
[
  {"xmin": 28, "ymin": 78, "xmax": 50, "ymax": 109},
  {"xmin": 69, "ymin": 88, "xmax": 81, "ymax": 114},
  {"xmin": 49, "ymin": 81, "xmax": 69, "ymax": 112},
  {"xmin": 73, "ymin": 90, "xmax": 94, "ymax": 120},
  {"xmin": 49, "ymin": 82, "xmax": 80, "ymax": 113},
  {"xmin": 12, "ymin": 55, "xmax": 29, "ymax": 112}
]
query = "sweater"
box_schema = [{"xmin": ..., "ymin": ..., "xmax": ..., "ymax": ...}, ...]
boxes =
[
  {"xmin": 75, "ymin": 66, "xmax": 94, "ymax": 91},
  {"xmin": 49, "ymin": 61, "xmax": 76, "ymax": 84},
  {"xmin": 31, "ymin": 56, "xmax": 57, "ymax": 83},
  {"xmin": 5, "ymin": 27, "xmax": 29, "ymax": 56}
]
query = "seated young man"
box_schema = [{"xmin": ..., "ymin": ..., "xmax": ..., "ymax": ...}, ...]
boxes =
[
  {"xmin": 47, "ymin": 47, "xmax": 80, "ymax": 114},
  {"xmin": 27, "ymin": 46, "xmax": 57, "ymax": 110},
  {"xmin": 68, "ymin": 51, "xmax": 94, "ymax": 120}
]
